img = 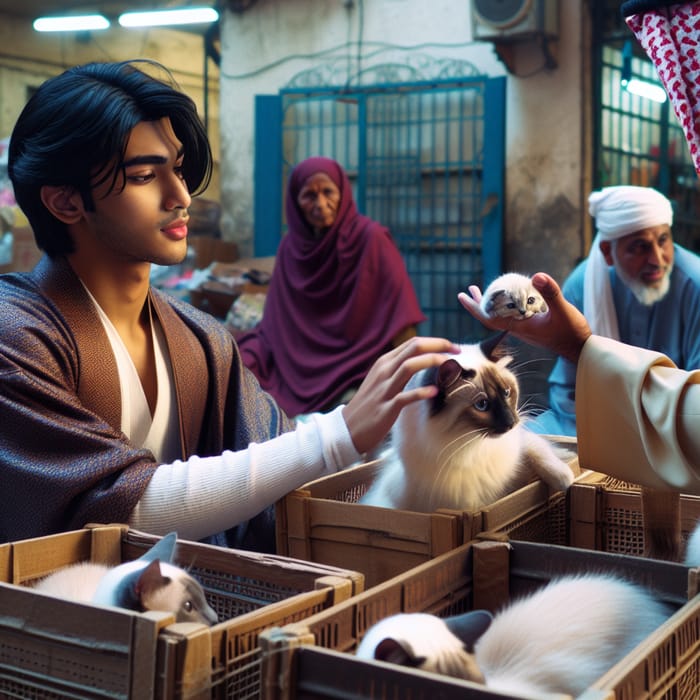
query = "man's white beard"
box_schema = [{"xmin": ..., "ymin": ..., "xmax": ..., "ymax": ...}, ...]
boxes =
[{"xmin": 614, "ymin": 261, "xmax": 673, "ymax": 306}]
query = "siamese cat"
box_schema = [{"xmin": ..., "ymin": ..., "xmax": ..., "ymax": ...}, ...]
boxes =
[
  {"xmin": 480, "ymin": 272, "xmax": 548, "ymax": 320},
  {"xmin": 32, "ymin": 532, "xmax": 218, "ymax": 626},
  {"xmin": 360, "ymin": 333, "xmax": 574, "ymax": 513},
  {"xmin": 357, "ymin": 574, "xmax": 673, "ymax": 696}
]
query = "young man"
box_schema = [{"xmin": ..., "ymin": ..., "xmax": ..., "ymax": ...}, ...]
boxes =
[
  {"xmin": 1, "ymin": 60, "xmax": 456, "ymax": 547},
  {"xmin": 532, "ymin": 185, "xmax": 700, "ymax": 436}
]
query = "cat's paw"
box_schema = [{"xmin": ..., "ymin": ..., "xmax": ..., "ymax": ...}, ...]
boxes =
[{"xmin": 544, "ymin": 463, "xmax": 575, "ymax": 492}]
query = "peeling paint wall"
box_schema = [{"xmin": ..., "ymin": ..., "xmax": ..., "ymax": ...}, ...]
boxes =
[{"xmin": 220, "ymin": 1, "xmax": 590, "ymax": 284}]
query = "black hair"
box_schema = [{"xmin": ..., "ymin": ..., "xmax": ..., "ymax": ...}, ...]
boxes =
[{"xmin": 8, "ymin": 59, "xmax": 213, "ymax": 257}]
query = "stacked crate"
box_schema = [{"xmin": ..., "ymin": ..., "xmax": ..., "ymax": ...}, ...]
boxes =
[
  {"xmin": 276, "ymin": 437, "xmax": 584, "ymax": 587},
  {"xmin": 260, "ymin": 538, "xmax": 700, "ymax": 699},
  {"xmin": 0, "ymin": 524, "xmax": 364, "ymax": 699}
]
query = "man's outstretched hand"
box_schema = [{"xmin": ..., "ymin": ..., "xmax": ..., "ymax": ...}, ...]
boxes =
[{"xmin": 458, "ymin": 272, "xmax": 592, "ymax": 363}]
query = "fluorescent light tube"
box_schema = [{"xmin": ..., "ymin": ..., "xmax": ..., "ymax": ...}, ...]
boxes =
[
  {"xmin": 622, "ymin": 78, "xmax": 667, "ymax": 104},
  {"xmin": 118, "ymin": 7, "xmax": 219, "ymax": 27},
  {"xmin": 33, "ymin": 15, "xmax": 110, "ymax": 32}
]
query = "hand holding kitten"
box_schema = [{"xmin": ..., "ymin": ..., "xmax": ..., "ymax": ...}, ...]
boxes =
[
  {"xmin": 459, "ymin": 272, "xmax": 592, "ymax": 363},
  {"xmin": 479, "ymin": 272, "xmax": 548, "ymax": 320}
]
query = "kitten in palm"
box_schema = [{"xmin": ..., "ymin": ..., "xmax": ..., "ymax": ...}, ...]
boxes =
[
  {"xmin": 480, "ymin": 272, "xmax": 547, "ymax": 319},
  {"xmin": 32, "ymin": 532, "xmax": 218, "ymax": 626},
  {"xmin": 356, "ymin": 574, "xmax": 673, "ymax": 696},
  {"xmin": 360, "ymin": 333, "xmax": 574, "ymax": 512}
]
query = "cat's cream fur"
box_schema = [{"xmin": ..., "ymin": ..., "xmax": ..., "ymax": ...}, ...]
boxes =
[
  {"xmin": 360, "ymin": 340, "xmax": 574, "ymax": 512},
  {"xmin": 480, "ymin": 272, "xmax": 548, "ymax": 320},
  {"xmin": 32, "ymin": 533, "xmax": 218, "ymax": 625},
  {"xmin": 357, "ymin": 575, "xmax": 673, "ymax": 696}
]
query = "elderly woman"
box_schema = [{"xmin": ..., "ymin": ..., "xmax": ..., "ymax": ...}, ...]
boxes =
[{"xmin": 238, "ymin": 156, "xmax": 425, "ymax": 417}]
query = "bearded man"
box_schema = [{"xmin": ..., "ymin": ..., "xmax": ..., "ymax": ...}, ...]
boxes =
[{"xmin": 531, "ymin": 185, "xmax": 700, "ymax": 436}]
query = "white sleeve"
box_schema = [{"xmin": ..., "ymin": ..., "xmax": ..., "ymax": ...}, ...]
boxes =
[{"xmin": 128, "ymin": 406, "xmax": 361, "ymax": 540}]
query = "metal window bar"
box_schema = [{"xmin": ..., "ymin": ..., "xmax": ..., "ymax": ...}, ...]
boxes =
[{"xmin": 280, "ymin": 78, "xmax": 495, "ymax": 342}]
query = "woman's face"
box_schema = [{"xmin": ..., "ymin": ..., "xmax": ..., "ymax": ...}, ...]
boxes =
[{"xmin": 296, "ymin": 172, "xmax": 341, "ymax": 234}]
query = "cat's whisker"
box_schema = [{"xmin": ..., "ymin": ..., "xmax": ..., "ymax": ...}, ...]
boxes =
[
  {"xmin": 359, "ymin": 335, "xmax": 574, "ymax": 515},
  {"xmin": 445, "ymin": 381, "xmax": 478, "ymax": 400}
]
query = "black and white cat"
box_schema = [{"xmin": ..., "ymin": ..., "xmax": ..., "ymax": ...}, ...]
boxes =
[
  {"xmin": 360, "ymin": 333, "xmax": 574, "ymax": 512},
  {"xmin": 32, "ymin": 532, "xmax": 218, "ymax": 626},
  {"xmin": 480, "ymin": 272, "xmax": 548, "ymax": 320},
  {"xmin": 356, "ymin": 574, "xmax": 673, "ymax": 696}
]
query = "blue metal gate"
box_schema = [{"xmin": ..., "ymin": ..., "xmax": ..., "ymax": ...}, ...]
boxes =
[{"xmin": 254, "ymin": 74, "xmax": 506, "ymax": 343}]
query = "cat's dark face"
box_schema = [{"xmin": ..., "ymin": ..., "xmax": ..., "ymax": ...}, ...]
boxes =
[{"xmin": 424, "ymin": 346, "xmax": 520, "ymax": 436}]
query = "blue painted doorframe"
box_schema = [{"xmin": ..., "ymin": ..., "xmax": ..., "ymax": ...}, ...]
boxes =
[{"xmin": 254, "ymin": 75, "xmax": 505, "ymax": 342}]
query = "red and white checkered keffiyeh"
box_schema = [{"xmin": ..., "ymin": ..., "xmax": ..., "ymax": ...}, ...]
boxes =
[{"xmin": 625, "ymin": 3, "xmax": 700, "ymax": 172}]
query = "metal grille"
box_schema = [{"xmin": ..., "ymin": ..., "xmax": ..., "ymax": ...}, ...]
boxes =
[
  {"xmin": 596, "ymin": 25, "xmax": 700, "ymax": 251},
  {"xmin": 279, "ymin": 76, "xmax": 504, "ymax": 342}
]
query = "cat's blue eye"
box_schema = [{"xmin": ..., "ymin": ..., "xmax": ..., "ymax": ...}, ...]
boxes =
[
  {"xmin": 474, "ymin": 398, "xmax": 489, "ymax": 411},
  {"xmin": 507, "ymin": 302, "xmax": 516, "ymax": 309},
  {"xmin": 527, "ymin": 296, "xmax": 535, "ymax": 305}
]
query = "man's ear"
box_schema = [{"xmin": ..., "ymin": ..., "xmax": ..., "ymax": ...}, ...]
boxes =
[
  {"xmin": 40, "ymin": 185, "xmax": 85, "ymax": 224},
  {"xmin": 599, "ymin": 240, "xmax": 614, "ymax": 266}
]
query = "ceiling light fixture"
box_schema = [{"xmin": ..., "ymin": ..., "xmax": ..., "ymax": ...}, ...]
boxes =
[
  {"xmin": 118, "ymin": 7, "xmax": 219, "ymax": 28},
  {"xmin": 33, "ymin": 14, "xmax": 110, "ymax": 32},
  {"xmin": 621, "ymin": 40, "xmax": 667, "ymax": 104}
]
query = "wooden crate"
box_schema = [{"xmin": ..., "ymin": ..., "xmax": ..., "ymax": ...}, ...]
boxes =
[
  {"xmin": 276, "ymin": 438, "xmax": 584, "ymax": 588},
  {"xmin": 0, "ymin": 525, "xmax": 364, "ymax": 699},
  {"xmin": 569, "ymin": 473, "xmax": 700, "ymax": 557},
  {"xmin": 260, "ymin": 539, "xmax": 700, "ymax": 699}
]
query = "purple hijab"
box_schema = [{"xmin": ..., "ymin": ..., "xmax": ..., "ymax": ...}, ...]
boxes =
[{"xmin": 238, "ymin": 156, "xmax": 425, "ymax": 416}]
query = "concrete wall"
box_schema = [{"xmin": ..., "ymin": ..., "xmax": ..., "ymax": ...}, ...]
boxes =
[
  {"xmin": 0, "ymin": 15, "xmax": 220, "ymax": 200},
  {"xmin": 219, "ymin": 0, "xmax": 590, "ymax": 282}
]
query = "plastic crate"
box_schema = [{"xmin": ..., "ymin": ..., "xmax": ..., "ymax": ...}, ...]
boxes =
[
  {"xmin": 260, "ymin": 538, "xmax": 700, "ymax": 699},
  {"xmin": 275, "ymin": 438, "xmax": 583, "ymax": 588},
  {"xmin": 0, "ymin": 525, "xmax": 364, "ymax": 699}
]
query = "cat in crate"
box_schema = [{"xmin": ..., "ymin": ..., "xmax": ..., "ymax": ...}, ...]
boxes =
[
  {"xmin": 356, "ymin": 573, "xmax": 673, "ymax": 696},
  {"xmin": 359, "ymin": 331, "xmax": 574, "ymax": 513},
  {"xmin": 32, "ymin": 531, "xmax": 218, "ymax": 625}
]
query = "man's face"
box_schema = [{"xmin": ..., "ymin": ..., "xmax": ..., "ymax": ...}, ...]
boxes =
[
  {"xmin": 296, "ymin": 172, "xmax": 341, "ymax": 235},
  {"xmin": 74, "ymin": 117, "xmax": 192, "ymax": 267},
  {"xmin": 600, "ymin": 225, "xmax": 674, "ymax": 305}
]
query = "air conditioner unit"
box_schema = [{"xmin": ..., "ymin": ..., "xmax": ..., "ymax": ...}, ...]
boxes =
[{"xmin": 471, "ymin": 0, "xmax": 558, "ymax": 42}]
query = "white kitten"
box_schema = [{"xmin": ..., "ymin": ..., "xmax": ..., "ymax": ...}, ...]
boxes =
[
  {"xmin": 360, "ymin": 336, "xmax": 573, "ymax": 513},
  {"xmin": 357, "ymin": 574, "xmax": 673, "ymax": 697},
  {"xmin": 480, "ymin": 272, "xmax": 548, "ymax": 320},
  {"xmin": 32, "ymin": 532, "xmax": 218, "ymax": 625}
]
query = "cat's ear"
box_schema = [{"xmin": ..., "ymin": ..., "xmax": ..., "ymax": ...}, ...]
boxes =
[
  {"xmin": 479, "ymin": 330, "xmax": 509, "ymax": 360},
  {"xmin": 141, "ymin": 532, "xmax": 178, "ymax": 564},
  {"xmin": 444, "ymin": 610, "xmax": 493, "ymax": 651},
  {"xmin": 437, "ymin": 358, "xmax": 463, "ymax": 390},
  {"xmin": 484, "ymin": 289, "xmax": 505, "ymax": 313},
  {"xmin": 134, "ymin": 559, "xmax": 169, "ymax": 600},
  {"xmin": 374, "ymin": 638, "xmax": 426, "ymax": 667}
]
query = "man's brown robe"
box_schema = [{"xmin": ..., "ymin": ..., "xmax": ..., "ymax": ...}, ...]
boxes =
[{"xmin": 0, "ymin": 256, "xmax": 292, "ymax": 547}]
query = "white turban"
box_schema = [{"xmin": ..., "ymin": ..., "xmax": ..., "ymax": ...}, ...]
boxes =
[{"xmin": 584, "ymin": 186, "xmax": 673, "ymax": 339}]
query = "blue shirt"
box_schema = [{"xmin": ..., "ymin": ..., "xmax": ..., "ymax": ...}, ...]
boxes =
[{"xmin": 530, "ymin": 244, "xmax": 700, "ymax": 436}]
